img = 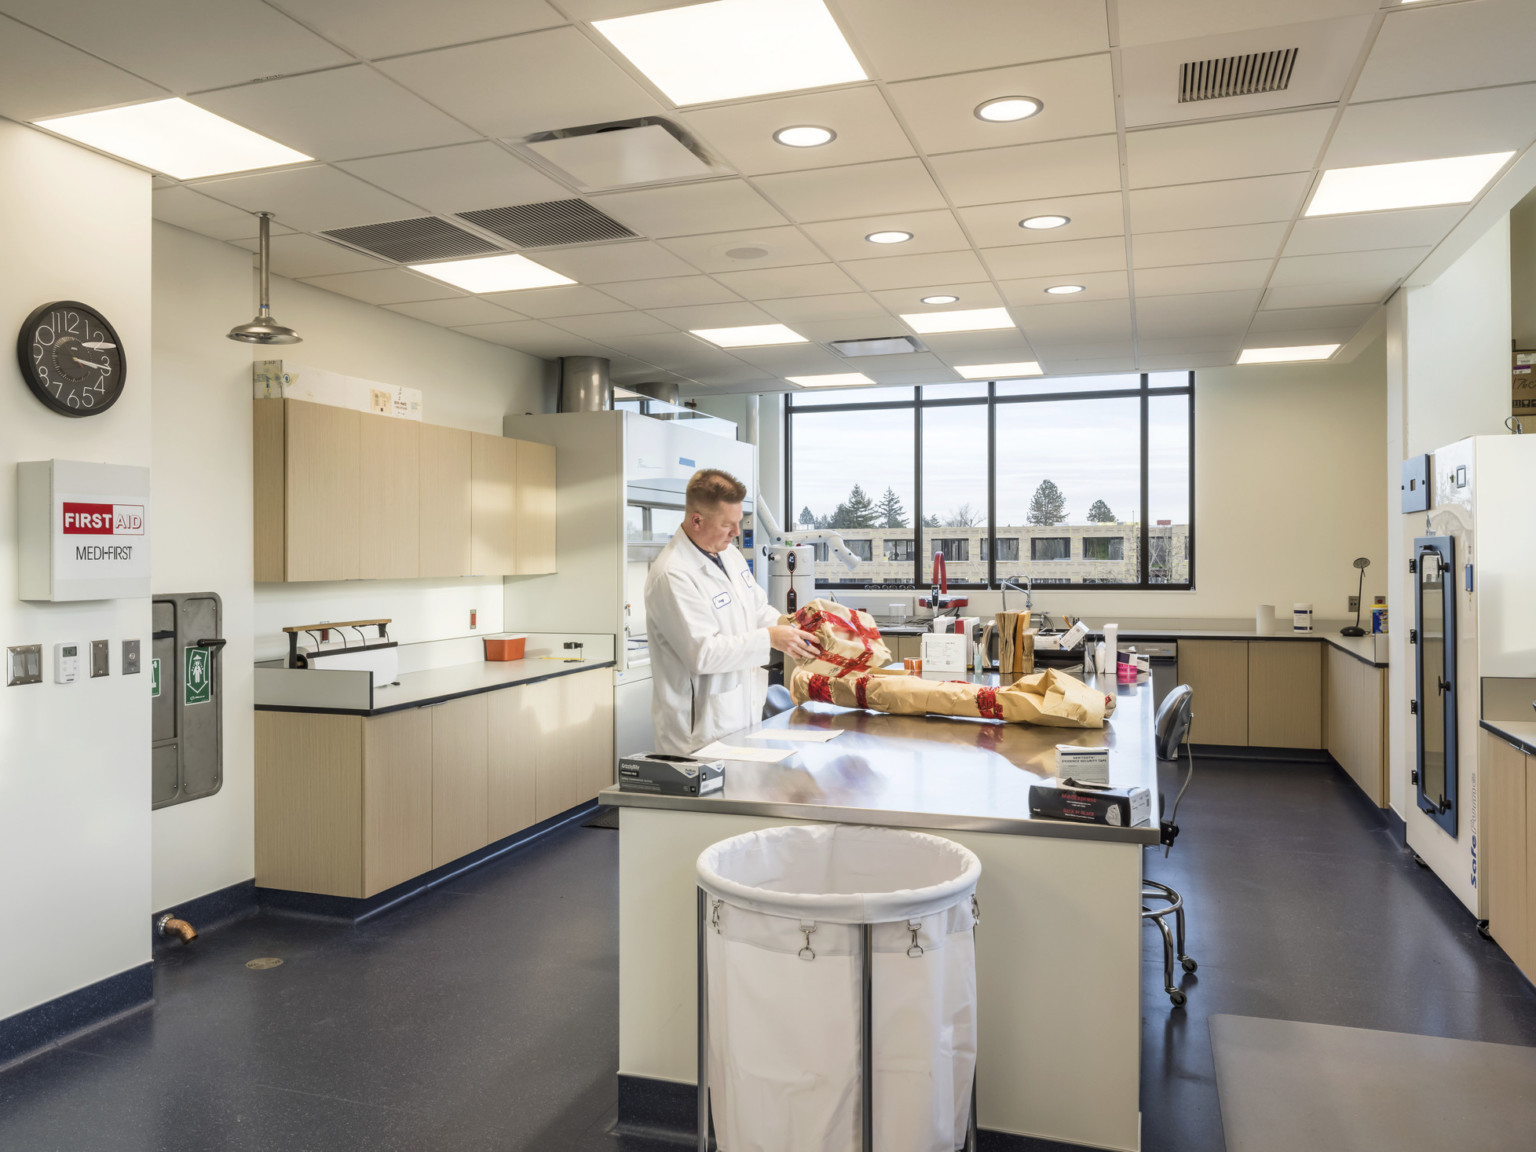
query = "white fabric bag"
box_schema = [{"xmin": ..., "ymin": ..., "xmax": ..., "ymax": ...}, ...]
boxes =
[{"xmin": 696, "ymin": 824, "xmax": 981, "ymax": 1152}]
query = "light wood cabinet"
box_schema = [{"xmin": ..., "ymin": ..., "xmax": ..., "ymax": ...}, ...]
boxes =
[
  {"xmin": 362, "ymin": 708, "xmax": 433, "ymax": 895},
  {"xmin": 419, "ymin": 423, "xmax": 472, "ymax": 578},
  {"xmin": 255, "ymin": 711, "xmax": 365, "ymax": 897},
  {"xmin": 471, "ymin": 432, "xmax": 518, "ymax": 576},
  {"xmin": 1248, "ymin": 641, "xmax": 1322, "ymax": 748},
  {"xmin": 515, "ymin": 439, "xmax": 557, "ymax": 575},
  {"xmin": 360, "ymin": 412, "xmax": 420, "ymax": 579},
  {"xmin": 258, "ymin": 398, "xmax": 363, "ymax": 582},
  {"xmin": 1178, "ymin": 639, "xmax": 1249, "ymax": 746},
  {"xmin": 1484, "ymin": 732, "xmax": 1531, "ymax": 978},
  {"xmin": 487, "ymin": 684, "xmax": 538, "ymax": 841},
  {"xmin": 430, "ymin": 694, "xmax": 489, "ymax": 868},
  {"xmin": 567, "ymin": 667, "xmax": 616, "ymax": 802},
  {"xmin": 1325, "ymin": 646, "xmax": 1389, "ymax": 805}
]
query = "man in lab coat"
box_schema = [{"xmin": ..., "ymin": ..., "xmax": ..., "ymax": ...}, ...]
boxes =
[{"xmin": 646, "ymin": 469, "xmax": 818, "ymax": 755}]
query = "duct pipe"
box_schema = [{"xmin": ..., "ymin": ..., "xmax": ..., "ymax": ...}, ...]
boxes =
[
  {"xmin": 744, "ymin": 394, "xmax": 760, "ymax": 446},
  {"xmin": 631, "ymin": 381, "xmax": 680, "ymax": 406},
  {"xmin": 560, "ymin": 356, "xmax": 612, "ymax": 412}
]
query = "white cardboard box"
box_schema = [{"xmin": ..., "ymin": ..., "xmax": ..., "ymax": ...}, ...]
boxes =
[{"xmin": 254, "ymin": 361, "xmax": 422, "ymax": 421}]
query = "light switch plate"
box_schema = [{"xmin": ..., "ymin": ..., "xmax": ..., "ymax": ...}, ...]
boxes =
[
  {"xmin": 122, "ymin": 638, "xmax": 141, "ymax": 675},
  {"xmin": 8, "ymin": 645, "xmax": 42, "ymax": 686},
  {"xmin": 91, "ymin": 639, "xmax": 110, "ymax": 677}
]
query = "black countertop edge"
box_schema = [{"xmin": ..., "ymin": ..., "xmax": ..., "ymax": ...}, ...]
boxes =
[
  {"xmin": 880, "ymin": 626, "xmax": 1387, "ymax": 668},
  {"xmin": 255, "ymin": 659, "xmax": 616, "ymax": 716},
  {"xmin": 1480, "ymin": 719, "xmax": 1536, "ymax": 757}
]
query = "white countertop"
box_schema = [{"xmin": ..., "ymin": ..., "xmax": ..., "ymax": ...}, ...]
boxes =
[
  {"xmin": 1482, "ymin": 719, "xmax": 1536, "ymax": 756},
  {"xmin": 256, "ymin": 656, "xmax": 615, "ymax": 715}
]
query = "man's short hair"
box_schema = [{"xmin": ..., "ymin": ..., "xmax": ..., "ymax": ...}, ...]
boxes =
[{"xmin": 686, "ymin": 468, "xmax": 747, "ymax": 512}]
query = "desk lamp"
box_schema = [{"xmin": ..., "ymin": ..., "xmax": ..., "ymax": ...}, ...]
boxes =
[{"xmin": 1341, "ymin": 557, "xmax": 1370, "ymax": 636}]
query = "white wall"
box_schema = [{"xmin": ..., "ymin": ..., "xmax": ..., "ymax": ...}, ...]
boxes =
[
  {"xmin": 0, "ymin": 123, "xmax": 152, "ymax": 1021},
  {"xmin": 1511, "ymin": 188, "xmax": 1536, "ymax": 349}
]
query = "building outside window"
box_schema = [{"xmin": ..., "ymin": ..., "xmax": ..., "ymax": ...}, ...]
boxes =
[
  {"xmin": 1083, "ymin": 536, "xmax": 1124, "ymax": 560},
  {"xmin": 845, "ymin": 538, "xmax": 873, "ymax": 562},
  {"xmin": 981, "ymin": 537, "xmax": 1019, "ymax": 562},
  {"xmin": 1031, "ymin": 537, "xmax": 1072, "ymax": 561},
  {"xmin": 934, "ymin": 538, "xmax": 969, "ymax": 562},
  {"xmin": 885, "ymin": 538, "xmax": 916, "ymax": 561}
]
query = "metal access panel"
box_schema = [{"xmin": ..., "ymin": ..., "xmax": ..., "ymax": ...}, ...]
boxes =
[
  {"xmin": 151, "ymin": 592, "xmax": 224, "ymax": 809},
  {"xmin": 1401, "ymin": 453, "xmax": 1431, "ymax": 513}
]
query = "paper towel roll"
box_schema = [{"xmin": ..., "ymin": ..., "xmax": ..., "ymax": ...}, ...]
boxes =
[
  {"xmin": 1256, "ymin": 605, "xmax": 1276, "ymax": 635},
  {"xmin": 1102, "ymin": 623, "xmax": 1118, "ymax": 673}
]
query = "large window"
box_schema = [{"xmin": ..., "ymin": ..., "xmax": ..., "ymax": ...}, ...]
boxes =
[{"xmin": 787, "ymin": 373, "xmax": 1194, "ymax": 589}]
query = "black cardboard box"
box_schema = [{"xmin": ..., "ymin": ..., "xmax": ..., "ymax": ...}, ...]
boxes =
[{"xmin": 1029, "ymin": 780, "xmax": 1151, "ymax": 828}]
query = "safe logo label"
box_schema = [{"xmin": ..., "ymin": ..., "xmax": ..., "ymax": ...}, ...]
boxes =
[
  {"xmin": 61, "ymin": 502, "xmax": 145, "ymax": 535},
  {"xmin": 184, "ymin": 647, "xmax": 211, "ymax": 706},
  {"xmin": 151, "ymin": 657, "xmax": 161, "ymax": 698}
]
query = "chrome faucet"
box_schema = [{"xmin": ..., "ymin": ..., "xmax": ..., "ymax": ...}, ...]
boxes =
[{"xmin": 1000, "ymin": 576, "xmax": 1032, "ymax": 614}]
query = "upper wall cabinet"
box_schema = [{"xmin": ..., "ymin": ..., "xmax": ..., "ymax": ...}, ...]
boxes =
[{"xmin": 255, "ymin": 399, "xmax": 556, "ymax": 582}]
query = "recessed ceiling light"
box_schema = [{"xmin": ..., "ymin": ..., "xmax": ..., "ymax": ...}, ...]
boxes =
[
  {"xmin": 692, "ymin": 323, "xmax": 808, "ymax": 348},
  {"xmin": 593, "ymin": 0, "xmax": 865, "ymax": 106},
  {"xmin": 866, "ymin": 230, "xmax": 913, "ymax": 244},
  {"xmin": 1237, "ymin": 344, "xmax": 1340, "ymax": 364},
  {"xmin": 920, "ymin": 295, "xmax": 959, "ymax": 305},
  {"xmin": 774, "ymin": 125, "xmax": 835, "ymax": 148},
  {"xmin": 900, "ymin": 307, "xmax": 1014, "ymax": 334},
  {"xmin": 787, "ymin": 373, "xmax": 874, "ymax": 387},
  {"xmin": 974, "ymin": 96, "xmax": 1042, "ymax": 123},
  {"xmin": 1044, "ymin": 284, "xmax": 1085, "ymax": 295},
  {"xmin": 955, "ymin": 362, "xmax": 1042, "ymax": 379},
  {"xmin": 1305, "ymin": 152, "xmax": 1515, "ymax": 216},
  {"xmin": 33, "ymin": 98, "xmax": 310, "ymax": 180},
  {"xmin": 410, "ymin": 254, "xmax": 574, "ymax": 293},
  {"xmin": 1021, "ymin": 214, "xmax": 1070, "ymax": 230}
]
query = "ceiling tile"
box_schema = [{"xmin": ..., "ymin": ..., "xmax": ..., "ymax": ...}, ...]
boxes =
[
  {"xmin": 784, "ymin": 316, "xmax": 905, "ymax": 343},
  {"xmin": 0, "ymin": 14, "xmax": 164, "ymax": 121},
  {"xmin": 545, "ymin": 311, "xmax": 675, "ymax": 340},
  {"xmin": 600, "ymin": 333, "xmax": 748, "ymax": 372},
  {"xmin": 452, "ymin": 318, "xmax": 606, "ymax": 356},
  {"xmin": 835, "ymin": 0, "xmax": 1109, "ymax": 81},
  {"xmin": 1133, "ymin": 259, "xmax": 1272, "ymax": 297},
  {"xmin": 376, "ymin": 26, "xmax": 661, "ymax": 138},
  {"xmin": 1269, "ymin": 246, "xmax": 1430, "ymax": 288},
  {"xmin": 1037, "ymin": 355, "xmax": 1139, "ymax": 375},
  {"xmin": 385, "ymin": 296, "xmax": 524, "ymax": 325},
  {"xmin": 190, "ymin": 165, "xmax": 422, "ymax": 232},
  {"xmin": 338, "ymin": 143, "xmax": 572, "ymax": 215},
  {"xmin": 1246, "ymin": 304, "xmax": 1376, "ymax": 333},
  {"xmin": 1138, "ymin": 347, "xmax": 1240, "ymax": 369},
  {"xmin": 1011, "ymin": 298, "xmax": 1133, "ymax": 334},
  {"xmin": 1027, "ymin": 338, "xmax": 1135, "ymax": 361},
  {"xmin": 483, "ymin": 283, "xmax": 628, "ymax": 317},
  {"xmin": 842, "ymin": 250, "xmax": 989, "ymax": 291},
  {"xmin": 1323, "ymin": 84, "xmax": 1536, "ymax": 169},
  {"xmin": 1135, "ymin": 290, "xmax": 1261, "ymax": 337},
  {"xmin": 727, "ymin": 345, "xmax": 850, "ymax": 375},
  {"xmin": 600, "ymin": 275, "xmax": 742, "ymax": 308},
  {"xmin": 590, "ymin": 180, "xmax": 787, "ymax": 237},
  {"xmin": 1126, "ymin": 109, "xmax": 1333, "ymax": 188},
  {"xmin": 868, "ymin": 281, "xmax": 1003, "ymax": 312},
  {"xmin": 711, "ymin": 263, "xmax": 861, "ymax": 300},
  {"xmin": 1128, "ymin": 173, "xmax": 1312, "ymax": 233},
  {"xmin": 1115, "ymin": 0, "xmax": 1378, "ymax": 46},
  {"xmin": 922, "ymin": 331, "xmax": 1034, "ymax": 359},
  {"xmin": 193, "ymin": 67, "xmax": 477, "ymax": 162},
  {"xmin": 532, "ymin": 240, "xmax": 697, "ymax": 283},
  {"xmin": 659, "ymin": 226, "xmax": 829, "ymax": 272},
  {"xmin": 929, "ymin": 136, "xmax": 1122, "ymax": 207},
  {"xmin": 958, "ymin": 193, "xmax": 1126, "ymax": 248},
  {"xmin": 1283, "ymin": 206, "xmax": 1465, "ymax": 257},
  {"xmin": 681, "ymin": 86, "xmax": 913, "ymax": 176},
  {"xmin": 152, "ymin": 186, "xmax": 285, "ymax": 240},
  {"xmin": 800, "ymin": 210, "xmax": 968, "ymax": 261},
  {"xmin": 999, "ymin": 270, "xmax": 1129, "ymax": 305},
  {"xmin": 753, "ymin": 158, "xmax": 947, "ymax": 222},
  {"xmin": 644, "ymin": 301, "xmax": 778, "ymax": 329},
  {"xmin": 859, "ymin": 356, "xmax": 958, "ymax": 383},
  {"xmin": 887, "ymin": 54, "xmax": 1116, "ymax": 155},
  {"xmin": 1132, "ymin": 223, "xmax": 1287, "ymax": 268},
  {"xmin": 269, "ymin": 0, "xmax": 566, "ymax": 60},
  {"xmin": 1238, "ymin": 325, "xmax": 1357, "ymax": 348},
  {"xmin": 1261, "ymin": 281, "xmax": 1393, "ymax": 310},
  {"xmin": 300, "ymin": 267, "xmax": 463, "ymax": 305},
  {"xmin": 1353, "ymin": 0, "xmax": 1536, "ymax": 103},
  {"xmin": 980, "ymin": 236, "xmax": 1127, "ymax": 280},
  {"xmin": 756, "ymin": 293, "xmax": 890, "ymax": 323},
  {"xmin": 0, "ymin": 0, "xmax": 351, "ymax": 92},
  {"xmin": 231, "ymin": 232, "xmax": 390, "ymax": 277}
]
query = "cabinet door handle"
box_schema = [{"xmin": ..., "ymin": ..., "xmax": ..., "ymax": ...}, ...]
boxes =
[{"xmin": 1437, "ymin": 675, "xmax": 1450, "ymax": 696}]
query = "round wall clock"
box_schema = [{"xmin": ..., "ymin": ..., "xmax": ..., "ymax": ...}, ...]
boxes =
[{"xmin": 16, "ymin": 301, "xmax": 126, "ymax": 418}]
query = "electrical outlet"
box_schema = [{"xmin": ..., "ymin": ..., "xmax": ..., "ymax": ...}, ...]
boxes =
[
  {"xmin": 91, "ymin": 640, "xmax": 110, "ymax": 677},
  {"xmin": 1348, "ymin": 595, "xmax": 1360, "ymax": 613},
  {"xmin": 122, "ymin": 639, "xmax": 141, "ymax": 675},
  {"xmin": 7, "ymin": 645, "xmax": 42, "ymax": 686}
]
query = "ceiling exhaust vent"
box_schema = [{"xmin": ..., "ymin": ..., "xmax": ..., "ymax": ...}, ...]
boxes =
[
  {"xmin": 321, "ymin": 216, "xmax": 500, "ymax": 262},
  {"xmin": 457, "ymin": 199, "xmax": 637, "ymax": 248},
  {"xmin": 829, "ymin": 335, "xmax": 927, "ymax": 358},
  {"xmin": 1179, "ymin": 47, "xmax": 1297, "ymax": 103}
]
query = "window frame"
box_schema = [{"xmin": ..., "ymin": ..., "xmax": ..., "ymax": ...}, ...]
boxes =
[{"xmin": 785, "ymin": 372, "xmax": 1195, "ymax": 591}]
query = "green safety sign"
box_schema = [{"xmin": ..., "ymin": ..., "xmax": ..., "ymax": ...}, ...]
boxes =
[
  {"xmin": 151, "ymin": 658, "xmax": 161, "ymax": 698},
  {"xmin": 184, "ymin": 646, "xmax": 212, "ymax": 706}
]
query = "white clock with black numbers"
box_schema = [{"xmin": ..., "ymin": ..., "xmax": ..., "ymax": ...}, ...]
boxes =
[{"xmin": 17, "ymin": 301, "xmax": 126, "ymax": 418}]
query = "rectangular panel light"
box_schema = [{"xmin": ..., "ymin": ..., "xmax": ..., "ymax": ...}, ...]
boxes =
[
  {"xmin": 955, "ymin": 362, "xmax": 1042, "ymax": 379},
  {"xmin": 900, "ymin": 308, "xmax": 1015, "ymax": 335},
  {"xmin": 692, "ymin": 324, "xmax": 808, "ymax": 348},
  {"xmin": 787, "ymin": 373, "xmax": 874, "ymax": 387},
  {"xmin": 410, "ymin": 254, "xmax": 574, "ymax": 292},
  {"xmin": 34, "ymin": 98, "xmax": 310, "ymax": 180},
  {"xmin": 1237, "ymin": 344, "xmax": 1340, "ymax": 364},
  {"xmin": 593, "ymin": 0, "xmax": 866, "ymax": 106},
  {"xmin": 1305, "ymin": 152, "xmax": 1515, "ymax": 216}
]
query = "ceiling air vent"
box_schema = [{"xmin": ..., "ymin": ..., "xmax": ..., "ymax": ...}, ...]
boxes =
[
  {"xmin": 1179, "ymin": 47, "xmax": 1297, "ymax": 103},
  {"xmin": 320, "ymin": 216, "xmax": 500, "ymax": 262},
  {"xmin": 457, "ymin": 199, "xmax": 637, "ymax": 248},
  {"xmin": 830, "ymin": 335, "xmax": 927, "ymax": 358}
]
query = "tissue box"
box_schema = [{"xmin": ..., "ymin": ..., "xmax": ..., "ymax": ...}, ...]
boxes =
[
  {"xmin": 1029, "ymin": 780, "xmax": 1150, "ymax": 828},
  {"xmin": 619, "ymin": 753, "xmax": 724, "ymax": 796}
]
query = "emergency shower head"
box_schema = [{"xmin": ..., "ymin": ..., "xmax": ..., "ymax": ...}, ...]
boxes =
[{"xmin": 228, "ymin": 212, "xmax": 301, "ymax": 345}]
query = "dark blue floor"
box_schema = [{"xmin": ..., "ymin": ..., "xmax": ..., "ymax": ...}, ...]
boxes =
[{"xmin": 2, "ymin": 758, "xmax": 1534, "ymax": 1151}]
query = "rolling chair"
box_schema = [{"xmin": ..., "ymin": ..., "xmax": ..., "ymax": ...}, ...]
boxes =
[
  {"xmin": 1146, "ymin": 685, "xmax": 1197, "ymax": 1007},
  {"xmin": 762, "ymin": 684, "xmax": 796, "ymax": 720}
]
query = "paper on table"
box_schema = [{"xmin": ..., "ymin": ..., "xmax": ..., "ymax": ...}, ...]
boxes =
[
  {"xmin": 694, "ymin": 741, "xmax": 795, "ymax": 764},
  {"xmin": 741, "ymin": 729, "xmax": 842, "ymax": 743}
]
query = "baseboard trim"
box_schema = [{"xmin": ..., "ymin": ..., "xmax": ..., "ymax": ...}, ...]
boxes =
[
  {"xmin": 0, "ymin": 962, "xmax": 153, "ymax": 1072},
  {"xmin": 1189, "ymin": 743, "xmax": 1332, "ymax": 765},
  {"xmin": 152, "ymin": 879, "xmax": 258, "ymax": 951},
  {"xmin": 615, "ymin": 1073, "xmax": 1089, "ymax": 1151},
  {"xmin": 258, "ymin": 800, "xmax": 600, "ymax": 924}
]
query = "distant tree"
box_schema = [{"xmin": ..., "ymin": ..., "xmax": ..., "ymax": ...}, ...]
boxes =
[
  {"xmin": 876, "ymin": 487, "xmax": 909, "ymax": 528},
  {"xmin": 1086, "ymin": 499, "xmax": 1115, "ymax": 523},
  {"xmin": 815, "ymin": 513, "xmax": 834, "ymax": 530},
  {"xmin": 1027, "ymin": 479, "xmax": 1068, "ymax": 526},
  {"xmin": 944, "ymin": 502, "xmax": 982, "ymax": 527},
  {"xmin": 829, "ymin": 503, "xmax": 853, "ymax": 529},
  {"xmin": 922, "ymin": 513, "xmax": 941, "ymax": 528},
  {"xmin": 798, "ymin": 505, "xmax": 816, "ymax": 526},
  {"xmin": 839, "ymin": 483, "xmax": 879, "ymax": 528}
]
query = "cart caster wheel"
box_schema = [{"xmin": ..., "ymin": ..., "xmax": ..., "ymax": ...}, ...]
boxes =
[
  {"xmin": 1477, "ymin": 921, "xmax": 1493, "ymax": 942},
  {"xmin": 1182, "ymin": 958, "xmax": 1198, "ymax": 973},
  {"xmin": 1169, "ymin": 990, "xmax": 1187, "ymax": 1007}
]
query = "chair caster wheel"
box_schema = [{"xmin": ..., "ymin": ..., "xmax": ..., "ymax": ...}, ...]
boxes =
[
  {"xmin": 1169, "ymin": 989, "xmax": 1187, "ymax": 1007},
  {"xmin": 1182, "ymin": 958, "xmax": 1198, "ymax": 973}
]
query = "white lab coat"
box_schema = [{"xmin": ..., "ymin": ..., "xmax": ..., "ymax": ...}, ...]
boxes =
[{"xmin": 645, "ymin": 526, "xmax": 780, "ymax": 755}]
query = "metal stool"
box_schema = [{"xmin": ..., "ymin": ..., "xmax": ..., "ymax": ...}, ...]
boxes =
[{"xmin": 1146, "ymin": 685, "xmax": 1197, "ymax": 1007}]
